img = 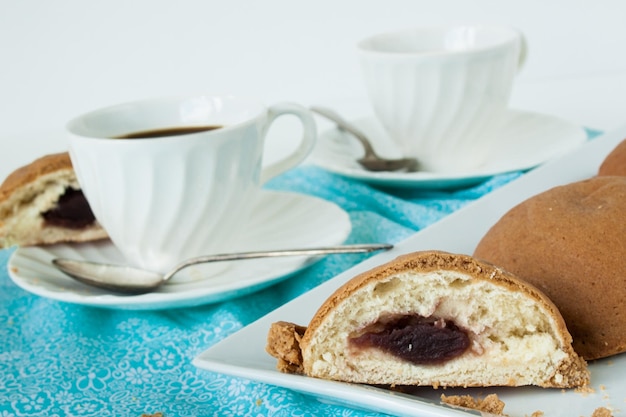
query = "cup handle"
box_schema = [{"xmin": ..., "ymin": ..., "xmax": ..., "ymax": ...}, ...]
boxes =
[{"xmin": 259, "ymin": 103, "xmax": 317, "ymax": 184}]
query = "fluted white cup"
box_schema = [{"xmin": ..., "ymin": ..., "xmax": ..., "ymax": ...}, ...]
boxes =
[
  {"xmin": 358, "ymin": 25, "xmax": 527, "ymax": 172},
  {"xmin": 67, "ymin": 95, "xmax": 317, "ymax": 274}
]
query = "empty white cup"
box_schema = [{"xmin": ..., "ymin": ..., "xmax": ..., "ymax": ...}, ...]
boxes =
[{"xmin": 358, "ymin": 25, "xmax": 527, "ymax": 172}]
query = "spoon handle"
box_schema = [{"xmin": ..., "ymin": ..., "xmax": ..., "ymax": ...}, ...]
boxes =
[{"xmin": 163, "ymin": 243, "xmax": 393, "ymax": 282}]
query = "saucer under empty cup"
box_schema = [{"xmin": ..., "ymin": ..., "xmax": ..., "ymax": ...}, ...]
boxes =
[{"xmin": 358, "ymin": 25, "xmax": 527, "ymax": 172}]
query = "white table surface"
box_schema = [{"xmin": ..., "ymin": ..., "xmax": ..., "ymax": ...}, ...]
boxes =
[{"xmin": 1, "ymin": 0, "xmax": 626, "ymax": 181}]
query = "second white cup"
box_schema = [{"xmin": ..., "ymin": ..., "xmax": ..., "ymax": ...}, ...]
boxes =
[
  {"xmin": 358, "ymin": 25, "xmax": 526, "ymax": 172},
  {"xmin": 67, "ymin": 95, "xmax": 317, "ymax": 274}
]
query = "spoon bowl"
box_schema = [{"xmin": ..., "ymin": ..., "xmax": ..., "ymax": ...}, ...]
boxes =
[
  {"xmin": 311, "ymin": 106, "xmax": 419, "ymax": 172},
  {"xmin": 53, "ymin": 243, "xmax": 393, "ymax": 294}
]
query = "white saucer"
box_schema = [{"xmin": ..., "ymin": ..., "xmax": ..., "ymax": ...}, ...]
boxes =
[
  {"xmin": 7, "ymin": 191, "xmax": 351, "ymax": 310},
  {"xmin": 311, "ymin": 109, "xmax": 588, "ymax": 189}
]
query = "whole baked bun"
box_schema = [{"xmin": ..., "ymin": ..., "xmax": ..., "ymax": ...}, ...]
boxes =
[
  {"xmin": 0, "ymin": 152, "xmax": 107, "ymax": 248},
  {"xmin": 598, "ymin": 138, "xmax": 626, "ymax": 176},
  {"xmin": 267, "ymin": 251, "xmax": 589, "ymax": 389},
  {"xmin": 474, "ymin": 176, "xmax": 626, "ymax": 360}
]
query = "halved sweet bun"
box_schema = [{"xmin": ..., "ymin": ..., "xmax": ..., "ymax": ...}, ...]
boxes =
[
  {"xmin": 0, "ymin": 152, "xmax": 107, "ymax": 248},
  {"xmin": 268, "ymin": 251, "xmax": 589, "ymax": 389}
]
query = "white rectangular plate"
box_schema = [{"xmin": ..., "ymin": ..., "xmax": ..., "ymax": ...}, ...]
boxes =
[{"xmin": 194, "ymin": 125, "xmax": 626, "ymax": 417}]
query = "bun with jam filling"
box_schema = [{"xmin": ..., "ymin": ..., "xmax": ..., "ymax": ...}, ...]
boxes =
[
  {"xmin": 266, "ymin": 251, "xmax": 589, "ymax": 389},
  {"xmin": 0, "ymin": 152, "xmax": 107, "ymax": 248}
]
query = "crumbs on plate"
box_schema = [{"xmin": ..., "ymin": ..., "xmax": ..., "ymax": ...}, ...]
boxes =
[
  {"xmin": 440, "ymin": 394, "xmax": 613, "ymax": 417},
  {"xmin": 591, "ymin": 407, "xmax": 613, "ymax": 417},
  {"xmin": 440, "ymin": 393, "xmax": 506, "ymax": 415}
]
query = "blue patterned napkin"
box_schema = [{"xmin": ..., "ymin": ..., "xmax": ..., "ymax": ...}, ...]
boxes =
[{"xmin": 0, "ymin": 165, "xmax": 522, "ymax": 417}]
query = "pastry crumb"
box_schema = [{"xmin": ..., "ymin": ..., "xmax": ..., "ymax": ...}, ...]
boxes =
[
  {"xmin": 591, "ymin": 407, "xmax": 613, "ymax": 417},
  {"xmin": 266, "ymin": 321, "xmax": 307, "ymax": 374},
  {"xmin": 575, "ymin": 384, "xmax": 595, "ymax": 396},
  {"xmin": 530, "ymin": 407, "xmax": 613, "ymax": 417},
  {"xmin": 441, "ymin": 393, "xmax": 506, "ymax": 415}
]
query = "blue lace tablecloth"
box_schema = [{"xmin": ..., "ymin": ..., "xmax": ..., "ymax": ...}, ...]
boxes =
[{"xmin": 0, "ymin": 165, "xmax": 522, "ymax": 417}]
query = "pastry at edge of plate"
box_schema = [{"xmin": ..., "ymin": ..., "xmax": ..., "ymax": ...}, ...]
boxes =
[
  {"xmin": 598, "ymin": 138, "xmax": 626, "ymax": 176},
  {"xmin": 0, "ymin": 152, "xmax": 108, "ymax": 248},
  {"xmin": 266, "ymin": 250, "xmax": 589, "ymax": 389}
]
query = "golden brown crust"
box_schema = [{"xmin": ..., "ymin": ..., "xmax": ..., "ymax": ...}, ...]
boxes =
[
  {"xmin": 0, "ymin": 152, "xmax": 73, "ymax": 204},
  {"xmin": 474, "ymin": 176, "xmax": 626, "ymax": 360},
  {"xmin": 266, "ymin": 321, "xmax": 306, "ymax": 374},
  {"xmin": 301, "ymin": 251, "xmax": 573, "ymax": 354},
  {"xmin": 598, "ymin": 138, "xmax": 626, "ymax": 176},
  {"xmin": 440, "ymin": 393, "xmax": 506, "ymax": 415}
]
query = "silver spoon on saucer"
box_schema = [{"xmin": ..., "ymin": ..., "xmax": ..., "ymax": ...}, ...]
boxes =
[
  {"xmin": 52, "ymin": 243, "xmax": 393, "ymax": 294},
  {"xmin": 311, "ymin": 106, "xmax": 419, "ymax": 172}
]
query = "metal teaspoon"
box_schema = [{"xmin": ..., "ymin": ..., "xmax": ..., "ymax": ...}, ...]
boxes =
[
  {"xmin": 52, "ymin": 243, "xmax": 393, "ymax": 294},
  {"xmin": 310, "ymin": 106, "xmax": 420, "ymax": 172}
]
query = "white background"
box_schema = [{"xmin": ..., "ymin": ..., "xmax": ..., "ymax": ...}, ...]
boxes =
[{"xmin": 2, "ymin": 0, "xmax": 626, "ymax": 179}]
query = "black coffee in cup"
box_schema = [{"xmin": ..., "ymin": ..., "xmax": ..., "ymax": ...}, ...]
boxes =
[{"xmin": 114, "ymin": 125, "xmax": 222, "ymax": 139}]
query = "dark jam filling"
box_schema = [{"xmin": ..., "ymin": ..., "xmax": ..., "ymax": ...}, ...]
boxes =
[
  {"xmin": 42, "ymin": 188, "xmax": 96, "ymax": 229},
  {"xmin": 349, "ymin": 314, "xmax": 470, "ymax": 365}
]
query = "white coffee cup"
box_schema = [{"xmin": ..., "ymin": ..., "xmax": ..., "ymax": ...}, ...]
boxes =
[
  {"xmin": 358, "ymin": 25, "xmax": 527, "ymax": 172},
  {"xmin": 67, "ymin": 95, "xmax": 317, "ymax": 274}
]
